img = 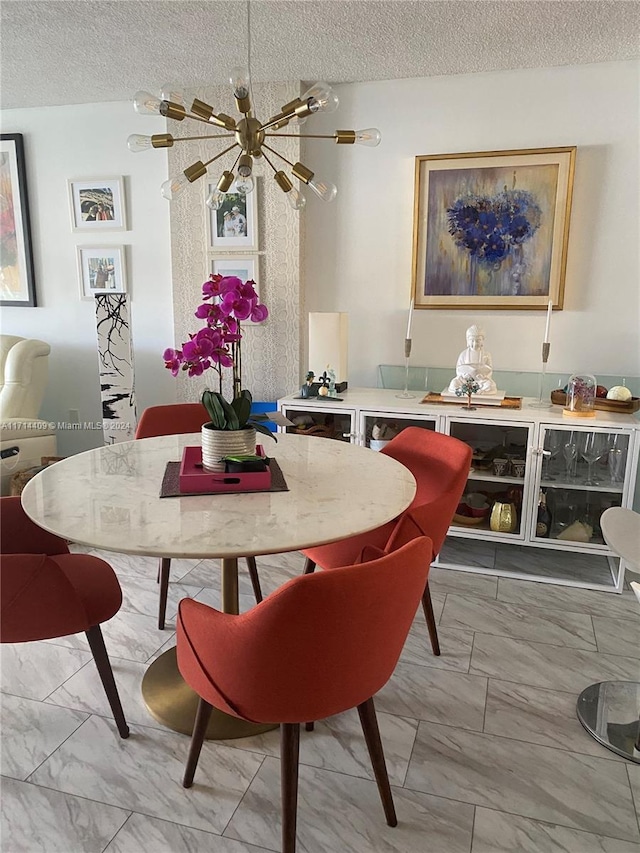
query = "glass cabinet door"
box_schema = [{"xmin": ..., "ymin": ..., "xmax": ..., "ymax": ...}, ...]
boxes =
[
  {"xmin": 280, "ymin": 404, "xmax": 356, "ymax": 442},
  {"xmin": 532, "ymin": 425, "xmax": 630, "ymax": 548},
  {"xmin": 359, "ymin": 411, "xmax": 438, "ymax": 450},
  {"xmin": 446, "ymin": 419, "xmax": 533, "ymax": 539}
]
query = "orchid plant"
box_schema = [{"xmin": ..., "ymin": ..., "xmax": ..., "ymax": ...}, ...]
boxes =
[{"xmin": 164, "ymin": 274, "xmax": 275, "ymax": 440}]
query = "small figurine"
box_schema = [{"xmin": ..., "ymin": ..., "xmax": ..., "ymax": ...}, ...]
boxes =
[
  {"xmin": 300, "ymin": 371, "xmax": 315, "ymax": 398},
  {"xmin": 327, "ymin": 368, "xmax": 337, "ymax": 398},
  {"xmin": 448, "ymin": 325, "xmax": 498, "ymax": 396}
]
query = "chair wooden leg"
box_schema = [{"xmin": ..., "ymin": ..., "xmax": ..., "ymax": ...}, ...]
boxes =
[
  {"xmin": 357, "ymin": 697, "xmax": 397, "ymax": 827},
  {"xmin": 304, "ymin": 722, "xmax": 314, "ymax": 732},
  {"xmin": 85, "ymin": 625, "xmax": 129, "ymax": 739},
  {"xmin": 158, "ymin": 558, "xmax": 171, "ymax": 630},
  {"xmin": 156, "ymin": 557, "xmax": 162, "ymax": 583},
  {"xmin": 245, "ymin": 556, "xmax": 263, "ymax": 603},
  {"xmin": 302, "ymin": 557, "xmax": 316, "ymax": 575},
  {"xmin": 281, "ymin": 723, "xmax": 300, "ymax": 853},
  {"xmin": 183, "ymin": 698, "xmax": 213, "ymax": 788},
  {"xmin": 421, "ymin": 580, "xmax": 441, "ymax": 656}
]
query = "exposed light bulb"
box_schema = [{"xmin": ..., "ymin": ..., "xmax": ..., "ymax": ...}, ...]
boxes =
[
  {"xmin": 229, "ymin": 66, "xmax": 251, "ymax": 100},
  {"xmin": 160, "ymin": 173, "xmax": 190, "ymax": 201},
  {"xmin": 308, "ymin": 176, "xmax": 337, "ymax": 203},
  {"xmin": 287, "ymin": 187, "xmax": 306, "ymax": 210},
  {"xmin": 237, "ymin": 154, "xmax": 253, "ymax": 178},
  {"xmin": 235, "ymin": 174, "xmax": 255, "ymax": 195},
  {"xmin": 127, "ymin": 134, "xmax": 153, "ymax": 153},
  {"xmin": 133, "ymin": 90, "xmax": 162, "ymax": 115},
  {"xmin": 354, "ymin": 128, "xmax": 381, "ymax": 147},
  {"xmin": 160, "ymin": 86, "xmax": 186, "ymax": 105},
  {"xmin": 205, "ymin": 189, "xmax": 226, "ymax": 210},
  {"xmin": 302, "ymin": 81, "xmax": 339, "ymax": 114}
]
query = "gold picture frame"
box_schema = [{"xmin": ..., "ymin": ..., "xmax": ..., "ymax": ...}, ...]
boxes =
[{"xmin": 411, "ymin": 147, "xmax": 576, "ymax": 310}]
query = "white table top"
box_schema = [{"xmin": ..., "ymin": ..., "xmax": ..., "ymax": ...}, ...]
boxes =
[
  {"xmin": 21, "ymin": 433, "xmax": 416, "ymax": 560},
  {"xmin": 600, "ymin": 507, "xmax": 640, "ymax": 572}
]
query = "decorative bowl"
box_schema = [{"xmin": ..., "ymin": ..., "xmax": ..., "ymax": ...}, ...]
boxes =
[{"xmin": 458, "ymin": 493, "xmax": 490, "ymax": 519}]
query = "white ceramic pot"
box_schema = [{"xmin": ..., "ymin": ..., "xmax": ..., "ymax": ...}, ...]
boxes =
[{"xmin": 201, "ymin": 425, "xmax": 256, "ymax": 472}]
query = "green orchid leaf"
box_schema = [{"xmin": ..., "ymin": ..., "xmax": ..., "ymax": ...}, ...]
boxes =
[
  {"xmin": 231, "ymin": 393, "xmax": 252, "ymax": 427},
  {"xmin": 252, "ymin": 420, "xmax": 277, "ymax": 442},
  {"xmin": 218, "ymin": 395, "xmax": 240, "ymax": 430},
  {"xmin": 205, "ymin": 392, "xmax": 227, "ymax": 429}
]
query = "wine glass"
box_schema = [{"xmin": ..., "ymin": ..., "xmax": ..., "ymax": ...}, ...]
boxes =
[
  {"xmin": 547, "ymin": 431, "xmax": 563, "ymax": 479},
  {"xmin": 562, "ymin": 434, "xmax": 577, "ymax": 481},
  {"xmin": 608, "ymin": 434, "xmax": 626, "ymax": 484},
  {"xmin": 580, "ymin": 432, "xmax": 606, "ymax": 486},
  {"xmin": 542, "ymin": 431, "xmax": 562, "ymax": 481}
]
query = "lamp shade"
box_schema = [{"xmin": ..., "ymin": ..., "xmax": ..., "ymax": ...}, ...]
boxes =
[{"xmin": 308, "ymin": 313, "xmax": 348, "ymax": 384}]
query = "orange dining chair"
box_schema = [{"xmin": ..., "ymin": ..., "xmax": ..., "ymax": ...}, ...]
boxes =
[
  {"xmin": 0, "ymin": 496, "xmax": 129, "ymax": 738},
  {"xmin": 135, "ymin": 403, "xmax": 263, "ymax": 629},
  {"xmin": 301, "ymin": 427, "xmax": 472, "ymax": 657},
  {"xmin": 177, "ymin": 536, "xmax": 434, "ymax": 853}
]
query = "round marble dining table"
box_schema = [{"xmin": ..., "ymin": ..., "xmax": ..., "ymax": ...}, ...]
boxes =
[{"xmin": 21, "ymin": 432, "xmax": 416, "ymax": 738}]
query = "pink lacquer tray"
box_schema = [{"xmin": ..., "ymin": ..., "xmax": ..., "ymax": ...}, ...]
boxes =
[{"xmin": 179, "ymin": 445, "xmax": 271, "ymax": 494}]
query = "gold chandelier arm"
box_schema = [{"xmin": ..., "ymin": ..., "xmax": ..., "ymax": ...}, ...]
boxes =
[
  {"xmin": 170, "ymin": 133, "xmax": 237, "ymax": 143},
  {"xmin": 201, "ymin": 143, "xmax": 239, "ymax": 170},
  {"xmin": 228, "ymin": 151, "xmax": 242, "ymax": 173},
  {"xmin": 261, "ymin": 143, "xmax": 295, "ymax": 169},
  {"xmin": 259, "ymin": 149, "xmax": 279, "ymax": 175},
  {"xmin": 264, "ymin": 133, "xmax": 339, "ymax": 140},
  {"xmin": 260, "ymin": 106, "xmax": 302, "ymax": 132}
]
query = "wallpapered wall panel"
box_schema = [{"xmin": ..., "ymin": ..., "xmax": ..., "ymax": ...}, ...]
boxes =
[{"xmin": 168, "ymin": 81, "xmax": 302, "ymax": 405}]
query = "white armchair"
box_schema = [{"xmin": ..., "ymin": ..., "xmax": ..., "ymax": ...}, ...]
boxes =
[{"xmin": 1, "ymin": 335, "xmax": 57, "ymax": 492}]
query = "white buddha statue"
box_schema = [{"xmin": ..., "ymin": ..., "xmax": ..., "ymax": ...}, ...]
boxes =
[{"xmin": 448, "ymin": 325, "xmax": 498, "ymax": 396}]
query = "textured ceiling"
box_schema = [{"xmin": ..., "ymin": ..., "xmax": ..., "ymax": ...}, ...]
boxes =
[{"xmin": 1, "ymin": 0, "xmax": 639, "ymax": 110}]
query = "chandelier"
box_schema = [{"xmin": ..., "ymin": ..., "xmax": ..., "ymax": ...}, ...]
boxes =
[{"xmin": 127, "ymin": 71, "xmax": 380, "ymax": 211}]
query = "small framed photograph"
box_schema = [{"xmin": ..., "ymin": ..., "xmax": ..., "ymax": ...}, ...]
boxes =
[
  {"xmin": 77, "ymin": 245, "xmax": 127, "ymax": 299},
  {"xmin": 0, "ymin": 134, "xmax": 37, "ymax": 306},
  {"xmin": 208, "ymin": 181, "xmax": 258, "ymax": 251},
  {"xmin": 210, "ymin": 255, "xmax": 260, "ymax": 299},
  {"xmin": 69, "ymin": 176, "xmax": 127, "ymax": 231}
]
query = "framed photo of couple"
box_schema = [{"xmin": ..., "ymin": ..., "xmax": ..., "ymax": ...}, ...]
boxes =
[
  {"xmin": 207, "ymin": 180, "xmax": 258, "ymax": 251},
  {"xmin": 68, "ymin": 177, "xmax": 127, "ymax": 232}
]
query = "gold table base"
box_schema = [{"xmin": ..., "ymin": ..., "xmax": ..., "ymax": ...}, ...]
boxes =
[{"xmin": 141, "ymin": 647, "xmax": 277, "ymax": 739}]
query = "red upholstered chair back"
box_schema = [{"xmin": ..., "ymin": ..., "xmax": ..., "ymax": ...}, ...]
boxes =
[
  {"xmin": 135, "ymin": 403, "xmax": 209, "ymax": 439},
  {"xmin": 177, "ymin": 536, "xmax": 433, "ymax": 724},
  {"xmin": 1, "ymin": 495, "xmax": 69, "ymax": 556},
  {"xmin": 381, "ymin": 427, "xmax": 472, "ymax": 557},
  {"xmin": 0, "ymin": 497, "xmax": 121, "ymax": 643}
]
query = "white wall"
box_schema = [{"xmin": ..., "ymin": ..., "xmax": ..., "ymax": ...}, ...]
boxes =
[
  {"xmin": 303, "ymin": 60, "xmax": 640, "ymax": 388},
  {"xmin": 0, "ymin": 102, "xmax": 175, "ymax": 454}
]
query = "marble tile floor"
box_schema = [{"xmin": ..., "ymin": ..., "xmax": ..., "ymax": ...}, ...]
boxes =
[{"xmin": 2, "ymin": 550, "xmax": 640, "ymax": 853}]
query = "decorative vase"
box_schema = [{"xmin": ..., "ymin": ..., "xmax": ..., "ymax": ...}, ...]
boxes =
[
  {"xmin": 201, "ymin": 425, "xmax": 256, "ymax": 472},
  {"xmin": 490, "ymin": 500, "xmax": 517, "ymax": 533}
]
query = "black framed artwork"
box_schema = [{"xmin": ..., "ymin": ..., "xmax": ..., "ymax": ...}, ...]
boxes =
[{"xmin": 0, "ymin": 133, "xmax": 37, "ymax": 307}]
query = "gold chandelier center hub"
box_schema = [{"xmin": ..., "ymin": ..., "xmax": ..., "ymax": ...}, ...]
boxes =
[{"xmin": 235, "ymin": 117, "xmax": 265, "ymax": 155}]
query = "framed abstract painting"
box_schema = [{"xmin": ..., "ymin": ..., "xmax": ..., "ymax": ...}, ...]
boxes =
[
  {"xmin": 411, "ymin": 147, "xmax": 576, "ymax": 310},
  {"xmin": 0, "ymin": 133, "xmax": 37, "ymax": 307}
]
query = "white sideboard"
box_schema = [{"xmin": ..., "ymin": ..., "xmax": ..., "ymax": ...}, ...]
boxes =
[{"xmin": 277, "ymin": 388, "xmax": 640, "ymax": 592}]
